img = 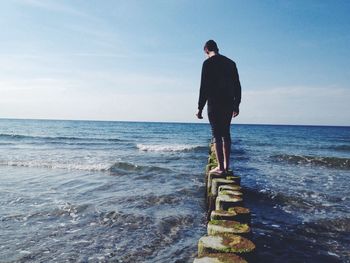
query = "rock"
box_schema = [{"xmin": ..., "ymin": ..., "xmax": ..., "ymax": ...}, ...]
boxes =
[
  {"xmin": 210, "ymin": 207, "xmax": 251, "ymax": 224},
  {"xmin": 207, "ymin": 173, "xmax": 229, "ymax": 198},
  {"xmin": 210, "ymin": 144, "xmax": 215, "ymax": 155},
  {"xmin": 193, "ymin": 253, "xmax": 247, "ymax": 263},
  {"xmin": 216, "ymin": 195, "xmax": 243, "ymax": 211},
  {"xmin": 218, "ymin": 185, "xmax": 241, "ymax": 192},
  {"xmin": 218, "ymin": 190, "xmax": 243, "ymax": 197},
  {"xmin": 211, "ymin": 178, "xmax": 240, "ymax": 196},
  {"xmin": 198, "ymin": 234, "xmax": 256, "ymax": 259},
  {"xmin": 206, "ymin": 193, "xmax": 216, "ymax": 219},
  {"xmin": 208, "ymin": 154, "xmax": 218, "ymax": 164},
  {"xmin": 225, "ymin": 175, "xmax": 241, "ymax": 185},
  {"xmin": 207, "ymin": 220, "xmax": 251, "ymax": 237}
]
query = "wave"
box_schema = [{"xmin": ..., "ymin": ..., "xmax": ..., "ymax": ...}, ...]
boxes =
[
  {"xmin": 0, "ymin": 133, "xmax": 122, "ymax": 143},
  {"xmin": 331, "ymin": 145, "xmax": 350, "ymax": 152},
  {"xmin": 245, "ymin": 187, "xmax": 346, "ymax": 214},
  {"xmin": 0, "ymin": 160, "xmax": 172, "ymax": 173},
  {"xmin": 108, "ymin": 161, "xmax": 172, "ymax": 173},
  {"xmin": 304, "ymin": 217, "xmax": 350, "ymax": 233},
  {"xmin": 271, "ymin": 154, "xmax": 350, "ymax": 169},
  {"xmin": 136, "ymin": 144, "xmax": 206, "ymax": 152},
  {"xmin": 0, "ymin": 160, "xmax": 111, "ymax": 171}
]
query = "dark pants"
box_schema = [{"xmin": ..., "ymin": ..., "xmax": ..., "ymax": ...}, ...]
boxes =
[{"xmin": 208, "ymin": 106, "xmax": 234, "ymax": 144}]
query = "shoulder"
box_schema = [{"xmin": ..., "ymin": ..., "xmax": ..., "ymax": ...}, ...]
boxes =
[
  {"xmin": 220, "ymin": 55, "xmax": 236, "ymax": 66},
  {"xmin": 202, "ymin": 57, "xmax": 215, "ymax": 69}
]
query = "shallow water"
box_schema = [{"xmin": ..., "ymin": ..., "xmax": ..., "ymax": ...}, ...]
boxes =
[{"xmin": 0, "ymin": 119, "xmax": 349, "ymax": 262}]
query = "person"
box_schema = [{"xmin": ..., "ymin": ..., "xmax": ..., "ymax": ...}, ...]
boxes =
[{"xmin": 196, "ymin": 40, "xmax": 241, "ymax": 174}]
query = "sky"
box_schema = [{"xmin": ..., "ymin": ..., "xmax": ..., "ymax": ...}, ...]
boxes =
[{"xmin": 0, "ymin": 0, "xmax": 349, "ymax": 126}]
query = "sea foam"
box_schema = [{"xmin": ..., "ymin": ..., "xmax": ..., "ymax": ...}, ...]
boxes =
[{"xmin": 136, "ymin": 144, "xmax": 204, "ymax": 152}]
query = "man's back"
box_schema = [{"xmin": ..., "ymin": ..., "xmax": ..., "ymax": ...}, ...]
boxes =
[{"xmin": 198, "ymin": 54, "xmax": 241, "ymax": 113}]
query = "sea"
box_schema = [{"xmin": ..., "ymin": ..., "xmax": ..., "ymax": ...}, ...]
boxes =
[{"xmin": 0, "ymin": 118, "xmax": 349, "ymax": 263}]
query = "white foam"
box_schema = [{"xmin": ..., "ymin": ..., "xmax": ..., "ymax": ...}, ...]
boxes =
[
  {"xmin": 136, "ymin": 143, "xmax": 200, "ymax": 152},
  {"xmin": 327, "ymin": 252, "xmax": 340, "ymax": 257},
  {"xmin": 0, "ymin": 160, "xmax": 110, "ymax": 171}
]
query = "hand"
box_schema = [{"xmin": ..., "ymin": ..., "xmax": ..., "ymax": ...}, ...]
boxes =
[
  {"xmin": 233, "ymin": 111, "xmax": 239, "ymax": 118},
  {"xmin": 196, "ymin": 110, "xmax": 203, "ymax": 119}
]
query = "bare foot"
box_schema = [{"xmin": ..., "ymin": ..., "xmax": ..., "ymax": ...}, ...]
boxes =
[{"xmin": 209, "ymin": 166, "xmax": 225, "ymax": 174}]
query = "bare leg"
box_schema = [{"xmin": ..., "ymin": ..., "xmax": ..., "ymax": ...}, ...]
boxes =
[
  {"xmin": 223, "ymin": 140, "xmax": 231, "ymax": 171},
  {"xmin": 214, "ymin": 141, "xmax": 225, "ymax": 171}
]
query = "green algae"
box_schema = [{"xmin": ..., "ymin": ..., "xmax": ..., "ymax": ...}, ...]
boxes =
[
  {"xmin": 219, "ymin": 184, "xmax": 241, "ymax": 192},
  {"xmin": 220, "ymin": 190, "xmax": 242, "ymax": 196},
  {"xmin": 210, "ymin": 209, "xmax": 251, "ymax": 224},
  {"xmin": 228, "ymin": 207, "xmax": 250, "ymax": 214},
  {"xmin": 198, "ymin": 234, "xmax": 256, "ymax": 256},
  {"xmin": 208, "ymin": 220, "xmax": 250, "ymax": 233}
]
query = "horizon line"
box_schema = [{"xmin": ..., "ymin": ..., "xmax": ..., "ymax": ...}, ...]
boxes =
[{"xmin": 0, "ymin": 117, "xmax": 349, "ymax": 128}]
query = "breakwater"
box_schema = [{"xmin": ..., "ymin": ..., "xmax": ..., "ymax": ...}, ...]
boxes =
[{"xmin": 193, "ymin": 144, "xmax": 256, "ymax": 262}]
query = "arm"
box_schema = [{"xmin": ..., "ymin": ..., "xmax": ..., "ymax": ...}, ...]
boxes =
[
  {"xmin": 232, "ymin": 64, "xmax": 241, "ymax": 117},
  {"xmin": 198, "ymin": 61, "xmax": 208, "ymax": 112}
]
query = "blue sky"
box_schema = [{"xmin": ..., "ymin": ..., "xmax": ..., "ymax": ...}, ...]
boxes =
[{"xmin": 0, "ymin": 0, "xmax": 349, "ymax": 125}]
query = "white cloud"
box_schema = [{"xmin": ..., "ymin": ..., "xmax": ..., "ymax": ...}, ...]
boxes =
[
  {"xmin": 0, "ymin": 85, "xmax": 199, "ymax": 122},
  {"xmin": 1, "ymin": 68, "xmax": 349, "ymax": 125},
  {"xmin": 0, "ymin": 57, "xmax": 198, "ymax": 121},
  {"xmin": 239, "ymin": 86, "xmax": 350, "ymax": 125}
]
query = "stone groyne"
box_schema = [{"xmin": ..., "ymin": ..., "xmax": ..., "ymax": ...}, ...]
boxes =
[{"xmin": 193, "ymin": 144, "xmax": 256, "ymax": 263}]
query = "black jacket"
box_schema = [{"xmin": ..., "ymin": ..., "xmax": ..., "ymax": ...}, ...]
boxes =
[{"xmin": 198, "ymin": 54, "xmax": 241, "ymax": 113}]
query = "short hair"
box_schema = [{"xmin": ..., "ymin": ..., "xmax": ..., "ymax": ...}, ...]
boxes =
[{"xmin": 204, "ymin": 40, "xmax": 219, "ymax": 53}]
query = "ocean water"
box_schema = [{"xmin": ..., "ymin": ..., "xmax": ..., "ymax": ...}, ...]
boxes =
[{"xmin": 0, "ymin": 119, "xmax": 349, "ymax": 263}]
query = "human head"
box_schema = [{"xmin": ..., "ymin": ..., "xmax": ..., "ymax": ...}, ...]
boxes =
[{"xmin": 204, "ymin": 40, "xmax": 219, "ymax": 54}]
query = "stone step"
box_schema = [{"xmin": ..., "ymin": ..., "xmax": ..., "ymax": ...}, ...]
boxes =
[
  {"xmin": 199, "ymin": 146, "xmax": 256, "ymax": 262},
  {"xmin": 225, "ymin": 175, "xmax": 241, "ymax": 185},
  {"xmin": 216, "ymin": 195, "xmax": 244, "ymax": 211},
  {"xmin": 193, "ymin": 253, "xmax": 247, "ymax": 263},
  {"xmin": 207, "ymin": 173, "xmax": 231, "ymax": 197},
  {"xmin": 198, "ymin": 234, "xmax": 256, "ymax": 260},
  {"xmin": 210, "ymin": 207, "xmax": 251, "ymax": 224},
  {"xmin": 211, "ymin": 178, "xmax": 240, "ymax": 196},
  {"xmin": 208, "ymin": 219, "xmax": 251, "ymax": 238},
  {"xmin": 218, "ymin": 189, "xmax": 243, "ymax": 197},
  {"xmin": 218, "ymin": 184, "xmax": 242, "ymax": 192}
]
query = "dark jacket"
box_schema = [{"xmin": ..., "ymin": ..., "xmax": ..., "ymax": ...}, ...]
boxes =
[{"xmin": 198, "ymin": 54, "xmax": 241, "ymax": 113}]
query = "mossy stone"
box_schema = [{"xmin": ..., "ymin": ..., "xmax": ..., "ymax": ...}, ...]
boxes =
[
  {"xmin": 210, "ymin": 208, "xmax": 251, "ymax": 224},
  {"xmin": 207, "ymin": 173, "xmax": 229, "ymax": 196},
  {"xmin": 225, "ymin": 170, "xmax": 234, "ymax": 175},
  {"xmin": 208, "ymin": 156, "xmax": 217, "ymax": 165},
  {"xmin": 228, "ymin": 207, "xmax": 250, "ymax": 214},
  {"xmin": 210, "ymin": 144, "xmax": 215, "ymax": 155},
  {"xmin": 219, "ymin": 190, "xmax": 243, "ymax": 197},
  {"xmin": 193, "ymin": 253, "xmax": 247, "ymax": 263},
  {"xmin": 216, "ymin": 195, "xmax": 243, "ymax": 211},
  {"xmin": 225, "ymin": 176, "xmax": 241, "ymax": 185},
  {"xmin": 211, "ymin": 178, "xmax": 238, "ymax": 196},
  {"xmin": 218, "ymin": 185, "xmax": 241, "ymax": 192},
  {"xmin": 206, "ymin": 163, "xmax": 217, "ymax": 173},
  {"xmin": 208, "ymin": 220, "xmax": 250, "ymax": 237},
  {"xmin": 198, "ymin": 234, "xmax": 256, "ymax": 258},
  {"xmin": 206, "ymin": 193, "xmax": 217, "ymax": 218}
]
